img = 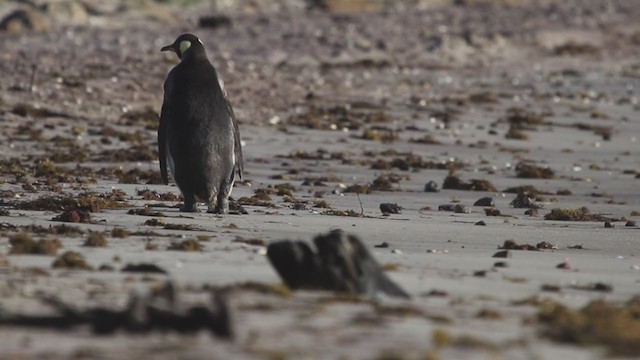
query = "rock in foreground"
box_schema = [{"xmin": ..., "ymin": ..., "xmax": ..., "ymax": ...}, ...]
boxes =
[{"xmin": 267, "ymin": 229, "xmax": 409, "ymax": 299}]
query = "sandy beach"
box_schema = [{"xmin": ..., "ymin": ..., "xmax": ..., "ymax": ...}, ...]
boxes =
[{"xmin": 0, "ymin": 0, "xmax": 639, "ymax": 359}]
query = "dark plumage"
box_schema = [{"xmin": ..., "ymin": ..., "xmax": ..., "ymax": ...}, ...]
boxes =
[{"xmin": 159, "ymin": 33, "xmax": 243, "ymax": 214}]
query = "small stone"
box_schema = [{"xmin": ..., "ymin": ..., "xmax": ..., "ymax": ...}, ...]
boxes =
[
  {"xmin": 493, "ymin": 261, "xmax": 508, "ymax": 268},
  {"xmin": 438, "ymin": 204, "xmax": 457, "ymax": 212},
  {"xmin": 593, "ymin": 282, "xmax": 613, "ymax": 292},
  {"xmin": 524, "ymin": 208, "xmax": 539, "ymax": 216},
  {"xmin": 625, "ymin": 220, "xmax": 637, "ymax": 227},
  {"xmin": 604, "ymin": 221, "xmax": 613, "ymax": 228},
  {"xmin": 98, "ymin": 264, "xmax": 115, "ymax": 271},
  {"xmin": 473, "ymin": 270, "xmax": 487, "ymax": 277},
  {"xmin": 541, "ymin": 284, "xmax": 561, "ymax": 292},
  {"xmin": 424, "ymin": 181, "xmax": 439, "ymax": 192},
  {"xmin": 473, "ymin": 197, "xmax": 494, "ymax": 207},
  {"xmin": 484, "ymin": 208, "xmax": 501, "ymax": 216},
  {"xmin": 454, "ymin": 204, "xmax": 469, "ymax": 213},
  {"xmin": 391, "ymin": 249, "xmax": 403, "ymax": 254},
  {"xmin": 374, "ymin": 242, "xmax": 389, "ymax": 248},
  {"xmin": 492, "ymin": 250, "xmax": 512, "ymax": 258},
  {"xmin": 536, "ymin": 241, "xmax": 556, "ymax": 249},
  {"xmin": 556, "ymin": 261, "xmax": 571, "ymax": 269},
  {"xmin": 475, "ymin": 220, "xmax": 486, "ymax": 226},
  {"xmin": 380, "ymin": 203, "xmax": 402, "ymax": 214}
]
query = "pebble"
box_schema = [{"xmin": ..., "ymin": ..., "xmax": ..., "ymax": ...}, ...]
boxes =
[
  {"xmin": 492, "ymin": 250, "xmax": 512, "ymax": 258},
  {"xmin": 473, "ymin": 197, "xmax": 494, "ymax": 207},
  {"xmin": 424, "ymin": 181, "xmax": 439, "ymax": 192},
  {"xmin": 379, "ymin": 203, "xmax": 402, "ymax": 214}
]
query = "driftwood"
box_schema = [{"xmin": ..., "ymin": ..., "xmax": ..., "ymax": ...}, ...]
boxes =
[
  {"xmin": 267, "ymin": 229, "xmax": 410, "ymax": 299},
  {"xmin": 0, "ymin": 282, "xmax": 232, "ymax": 338}
]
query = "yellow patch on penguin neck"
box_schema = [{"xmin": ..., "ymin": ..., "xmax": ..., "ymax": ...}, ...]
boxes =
[{"xmin": 179, "ymin": 40, "xmax": 192, "ymax": 54}]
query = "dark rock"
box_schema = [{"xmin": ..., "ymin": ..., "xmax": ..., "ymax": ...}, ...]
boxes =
[
  {"xmin": 122, "ymin": 263, "xmax": 168, "ymax": 274},
  {"xmin": 474, "ymin": 197, "xmax": 495, "ymax": 206},
  {"xmin": 473, "ymin": 270, "xmax": 487, "ymax": 277},
  {"xmin": 626, "ymin": 220, "xmax": 638, "ymax": 227},
  {"xmin": 454, "ymin": 204, "xmax": 470, "ymax": 213},
  {"xmin": 374, "ymin": 242, "xmax": 389, "ymax": 248},
  {"xmin": 475, "ymin": 220, "xmax": 486, "ymax": 226},
  {"xmin": 604, "ymin": 221, "xmax": 613, "ymax": 228},
  {"xmin": 424, "ymin": 181, "xmax": 439, "ymax": 192},
  {"xmin": 379, "ymin": 203, "xmax": 402, "ymax": 214},
  {"xmin": 492, "ymin": 250, "xmax": 512, "ymax": 258},
  {"xmin": 556, "ymin": 261, "xmax": 571, "ymax": 269},
  {"xmin": 266, "ymin": 229, "xmax": 409, "ymax": 299},
  {"xmin": 438, "ymin": 204, "xmax": 457, "ymax": 212},
  {"xmin": 493, "ymin": 261, "xmax": 508, "ymax": 268}
]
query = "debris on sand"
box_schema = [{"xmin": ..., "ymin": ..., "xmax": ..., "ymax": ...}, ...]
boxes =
[
  {"xmin": 167, "ymin": 239, "xmax": 202, "ymax": 252},
  {"xmin": 18, "ymin": 194, "xmax": 129, "ymax": 213},
  {"xmin": 266, "ymin": 229, "xmax": 409, "ymax": 299},
  {"xmin": 83, "ymin": 232, "xmax": 107, "ymax": 247},
  {"xmin": 0, "ymin": 282, "xmax": 232, "ymax": 338},
  {"xmin": 443, "ymin": 175, "xmax": 497, "ymax": 192},
  {"xmin": 544, "ymin": 207, "xmax": 614, "ymax": 222},
  {"xmin": 52, "ymin": 209, "xmax": 92, "ymax": 223},
  {"xmin": 499, "ymin": 240, "xmax": 539, "ymax": 251},
  {"xmin": 515, "ymin": 162, "xmax": 555, "ymax": 179},
  {"xmin": 51, "ymin": 251, "xmax": 93, "ymax": 270},
  {"xmin": 539, "ymin": 298, "xmax": 640, "ymax": 356},
  {"xmin": 9, "ymin": 233, "xmax": 61, "ymax": 255}
]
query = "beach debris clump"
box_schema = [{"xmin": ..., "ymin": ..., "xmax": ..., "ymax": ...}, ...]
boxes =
[
  {"xmin": 538, "ymin": 298, "xmax": 640, "ymax": 356},
  {"xmin": 167, "ymin": 239, "xmax": 202, "ymax": 251},
  {"xmin": 515, "ymin": 162, "xmax": 555, "ymax": 179},
  {"xmin": 9, "ymin": 233, "xmax": 61, "ymax": 255},
  {"xmin": 52, "ymin": 251, "xmax": 93, "ymax": 270},
  {"xmin": 0, "ymin": 282, "xmax": 232, "ymax": 337},
  {"xmin": 544, "ymin": 207, "xmax": 613, "ymax": 222},
  {"xmin": 442, "ymin": 175, "xmax": 497, "ymax": 192}
]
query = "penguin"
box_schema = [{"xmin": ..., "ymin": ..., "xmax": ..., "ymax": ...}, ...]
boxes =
[{"xmin": 158, "ymin": 33, "xmax": 243, "ymax": 214}]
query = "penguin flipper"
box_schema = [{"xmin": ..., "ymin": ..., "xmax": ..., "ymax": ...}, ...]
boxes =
[
  {"xmin": 225, "ymin": 94, "xmax": 244, "ymax": 180},
  {"xmin": 158, "ymin": 102, "xmax": 169, "ymax": 185}
]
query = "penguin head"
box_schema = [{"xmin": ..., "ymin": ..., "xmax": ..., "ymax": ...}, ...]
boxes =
[{"xmin": 161, "ymin": 33, "xmax": 206, "ymax": 61}]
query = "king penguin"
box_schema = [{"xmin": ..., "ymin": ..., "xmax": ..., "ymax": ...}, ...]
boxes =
[{"xmin": 159, "ymin": 33, "xmax": 243, "ymax": 214}]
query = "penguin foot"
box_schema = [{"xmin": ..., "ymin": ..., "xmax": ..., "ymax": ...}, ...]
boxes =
[
  {"xmin": 180, "ymin": 204, "xmax": 199, "ymax": 212},
  {"xmin": 207, "ymin": 206, "xmax": 228, "ymax": 215}
]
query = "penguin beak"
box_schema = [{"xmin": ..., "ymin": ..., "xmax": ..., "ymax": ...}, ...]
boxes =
[{"xmin": 161, "ymin": 44, "xmax": 175, "ymax": 53}]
